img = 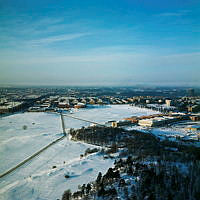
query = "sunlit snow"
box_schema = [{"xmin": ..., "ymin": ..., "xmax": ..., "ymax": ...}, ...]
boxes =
[{"xmin": 0, "ymin": 105, "xmax": 159, "ymax": 200}]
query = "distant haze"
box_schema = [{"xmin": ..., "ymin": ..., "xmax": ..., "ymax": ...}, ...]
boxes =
[{"xmin": 0, "ymin": 0, "xmax": 199, "ymax": 87}]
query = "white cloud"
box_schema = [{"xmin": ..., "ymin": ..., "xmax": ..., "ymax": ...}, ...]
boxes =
[
  {"xmin": 30, "ymin": 33, "xmax": 90, "ymax": 46},
  {"xmin": 0, "ymin": 15, "xmax": 91, "ymax": 48}
]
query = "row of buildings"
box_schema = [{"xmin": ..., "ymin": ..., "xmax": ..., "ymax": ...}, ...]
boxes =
[
  {"xmin": 0, "ymin": 95, "xmax": 46, "ymax": 114},
  {"xmin": 27, "ymin": 95, "xmax": 179, "ymax": 112},
  {"xmin": 1, "ymin": 86, "xmax": 200, "ymax": 115},
  {"xmin": 0, "ymin": 101, "xmax": 24, "ymax": 114},
  {"xmin": 106, "ymin": 113, "xmax": 200, "ymax": 128}
]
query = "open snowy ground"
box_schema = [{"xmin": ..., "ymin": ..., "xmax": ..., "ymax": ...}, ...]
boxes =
[
  {"xmin": 151, "ymin": 121, "xmax": 200, "ymax": 142},
  {"xmin": 125, "ymin": 121, "xmax": 200, "ymax": 144},
  {"xmin": 0, "ymin": 112, "xmax": 62, "ymax": 174},
  {"xmin": 0, "ymin": 138, "xmax": 113, "ymax": 200},
  {"xmin": 64, "ymin": 104, "xmax": 160, "ymax": 128},
  {"xmin": 0, "ymin": 105, "xmax": 159, "ymax": 200}
]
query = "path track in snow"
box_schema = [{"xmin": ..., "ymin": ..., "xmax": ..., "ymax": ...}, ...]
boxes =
[
  {"xmin": 0, "ymin": 135, "xmax": 66, "ymax": 179},
  {"xmin": 0, "ymin": 112, "xmax": 105, "ymax": 179},
  {"xmin": 0, "ymin": 114, "xmax": 67, "ymax": 179}
]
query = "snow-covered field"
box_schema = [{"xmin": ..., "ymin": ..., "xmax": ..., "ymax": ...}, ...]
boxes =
[
  {"xmin": 151, "ymin": 121, "xmax": 200, "ymax": 142},
  {"xmin": 126, "ymin": 121, "xmax": 200, "ymax": 144},
  {"xmin": 0, "ymin": 105, "xmax": 159, "ymax": 200},
  {"xmin": 63, "ymin": 104, "xmax": 160, "ymax": 128}
]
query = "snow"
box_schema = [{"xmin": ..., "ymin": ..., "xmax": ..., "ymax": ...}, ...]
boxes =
[
  {"xmin": 64, "ymin": 104, "xmax": 160, "ymax": 128},
  {"xmin": 125, "ymin": 121, "xmax": 200, "ymax": 144},
  {"xmin": 151, "ymin": 121, "xmax": 200, "ymax": 142},
  {"xmin": 0, "ymin": 105, "xmax": 159, "ymax": 200},
  {"xmin": 0, "ymin": 112, "xmax": 62, "ymax": 174},
  {"xmin": 0, "ymin": 138, "xmax": 113, "ymax": 200}
]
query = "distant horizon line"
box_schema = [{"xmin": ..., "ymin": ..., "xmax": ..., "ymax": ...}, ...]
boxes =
[{"xmin": 0, "ymin": 83, "xmax": 200, "ymax": 88}]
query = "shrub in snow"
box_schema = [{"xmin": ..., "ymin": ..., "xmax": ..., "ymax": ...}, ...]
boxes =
[{"xmin": 23, "ymin": 125, "xmax": 28, "ymax": 130}]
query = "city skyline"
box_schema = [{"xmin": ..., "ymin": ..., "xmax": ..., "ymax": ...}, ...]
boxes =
[{"xmin": 0, "ymin": 0, "xmax": 199, "ymax": 86}]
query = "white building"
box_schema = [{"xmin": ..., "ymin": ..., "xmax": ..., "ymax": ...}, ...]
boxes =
[
  {"xmin": 138, "ymin": 116, "xmax": 176, "ymax": 127},
  {"xmin": 165, "ymin": 99, "xmax": 172, "ymax": 107}
]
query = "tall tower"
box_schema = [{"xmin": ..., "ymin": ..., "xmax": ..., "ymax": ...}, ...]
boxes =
[{"xmin": 60, "ymin": 113, "xmax": 66, "ymax": 136}]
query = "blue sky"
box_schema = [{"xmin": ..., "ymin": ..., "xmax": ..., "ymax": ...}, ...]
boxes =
[{"xmin": 0, "ymin": 0, "xmax": 199, "ymax": 86}]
